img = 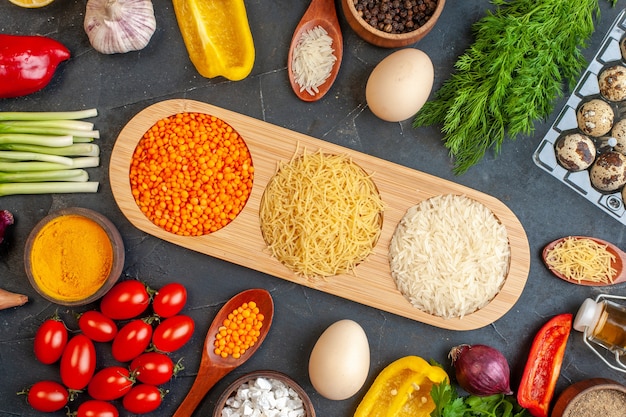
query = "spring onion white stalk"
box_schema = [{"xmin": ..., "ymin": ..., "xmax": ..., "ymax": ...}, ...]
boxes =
[
  {"xmin": 0, "ymin": 157, "xmax": 100, "ymax": 172},
  {"xmin": 0, "ymin": 120, "xmax": 95, "ymax": 131},
  {"xmin": 72, "ymin": 137, "xmax": 95, "ymax": 143},
  {"xmin": 0, "ymin": 125, "xmax": 100, "ymax": 139},
  {"xmin": 0, "ymin": 181, "xmax": 98, "ymax": 196},
  {"xmin": 0, "ymin": 109, "xmax": 98, "ymax": 121},
  {"xmin": 0, "ymin": 169, "xmax": 88, "ymax": 183},
  {"xmin": 0, "ymin": 143, "xmax": 100, "ymax": 157},
  {"xmin": 0, "ymin": 134, "xmax": 74, "ymax": 147},
  {"xmin": 0, "ymin": 151, "xmax": 73, "ymax": 165}
]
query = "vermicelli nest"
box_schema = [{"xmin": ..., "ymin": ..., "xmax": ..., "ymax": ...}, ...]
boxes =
[{"xmin": 259, "ymin": 150, "xmax": 385, "ymax": 279}]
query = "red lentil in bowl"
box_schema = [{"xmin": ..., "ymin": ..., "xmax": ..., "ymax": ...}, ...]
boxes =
[{"xmin": 129, "ymin": 112, "xmax": 254, "ymax": 236}]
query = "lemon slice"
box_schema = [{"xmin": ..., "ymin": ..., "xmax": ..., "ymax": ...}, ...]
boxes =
[{"xmin": 8, "ymin": 0, "xmax": 54, "ymax": 8}]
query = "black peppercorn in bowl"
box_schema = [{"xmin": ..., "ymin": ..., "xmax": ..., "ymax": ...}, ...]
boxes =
[{"xmin": 341, "ymin": 0, "xmax": 445, "ymax": 48}]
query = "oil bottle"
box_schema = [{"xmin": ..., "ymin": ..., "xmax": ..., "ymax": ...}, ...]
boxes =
[{"xmin": 573, "ymin": 294, "xmax": 626, "ymax": 372}]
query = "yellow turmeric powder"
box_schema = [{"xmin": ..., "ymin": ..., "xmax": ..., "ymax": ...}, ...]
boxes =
[{"xmin": 30, "ymin": 214, "xmax": 113, "ymax": 302}]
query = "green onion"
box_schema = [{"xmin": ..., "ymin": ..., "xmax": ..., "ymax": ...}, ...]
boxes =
[
  {"xmin": 0, "ymin": 109, "xmax": 98, "ymax": 121},
  {"xmin": 0, "ymin": 181, "xmax": 99, "ymax": 196},
  {"xmin": 0, "ymin": 157, "xmax": 100, "ymax": 172},
  {"xmin": 0, "ymin": 134, "xmax": 73, "ymax": 147},
  {"xmin": 0, "ymin": 119, "xmax": 94, "ymax": 131},
  {"xmin": 0, "ymin": 125, "xmax": 100, "ymax": 139},
  {"xmin": 0, "ymin": 151, "xmax": 73, "ymax": 165},
  {"xmin": 0, "ymin": 109, "xmax": 100, "ymax": 195},
  {"xmin": 0, "ymin": 143, "xmax": 100, "ymax": 157},
  {"xmin": 0, "ymin": 169, "xmax": 88, "ymax": 183}
]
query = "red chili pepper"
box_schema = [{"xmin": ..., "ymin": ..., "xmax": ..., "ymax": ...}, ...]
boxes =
[
  {"xmin": 517, "ymin": 313, "xmax": 572, "ymax": 417},
  {"xmin": 0, "ymin": 34, "xmax": 70, "ymax": 99}
]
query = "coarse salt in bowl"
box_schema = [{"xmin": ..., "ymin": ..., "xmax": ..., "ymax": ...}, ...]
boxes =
[{"xmin": 213, "ymin": 370, "xmax": 315, "ymax": 417}]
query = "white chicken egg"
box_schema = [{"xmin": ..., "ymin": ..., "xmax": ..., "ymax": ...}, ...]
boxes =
[
  {"xmin": 308, "ymin": 319, "xmax": 370, "ymax": 400},
  {"xmin": 366, "ymin": 48, "xmax": 434, "ymax": 122}
]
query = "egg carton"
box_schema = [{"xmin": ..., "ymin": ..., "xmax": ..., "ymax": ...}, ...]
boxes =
[{"xmin": 533, "ymin": 9, "xmax": 626, "ymax": 225}]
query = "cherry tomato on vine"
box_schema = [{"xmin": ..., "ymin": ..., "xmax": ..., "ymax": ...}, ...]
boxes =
[
  {"xmin": 77, "ymin": 400, "xmax": 119, "ymax": 417},
  {"xmin": 33, "ymin": 316, "xmax": 68, "ymax": 364},
  {"xmin": 122, "ymin": 384, "xmax": 163, "ymax": 414},
  {"xmin": 60, "ymin": 334, "xmax": 96, "ymax": 390},
  {"xmin": 112, "ymin": 319, "xmax": 153, "ymax": 362},
  {"xmin": 153, "ymin": 282, "xmax": 187, "ymax": 318},
  {"xmin": 26, "ymin": 380, "xmax": 68, "ymax": 412},
  {"xmin": 100, "ymin": 280, "xmax": 150, "ymax": 320},
  {"xmin": 152, "ymin": 314, "xmax": 194, "ymax": 353},
  {"xmin": 130, "ymin": 352, "xmax": 176, "ymax": 385},
  {"xmin": 79, "ymin": 310, "xmax": 118, "ymax": 342},
  {"xmin": 88, "ymin": 366, "xmax": 134, "ymax": 401}
]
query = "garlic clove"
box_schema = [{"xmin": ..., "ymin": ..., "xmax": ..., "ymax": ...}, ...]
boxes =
[{"xmin": 84, "ymin": 0, "xmax": 157, "ymax": 55}]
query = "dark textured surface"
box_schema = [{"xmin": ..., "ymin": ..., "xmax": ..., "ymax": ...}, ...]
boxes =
[{"xmin": 1, "ymin": 1, "xmax": 626, "ymax": 416}]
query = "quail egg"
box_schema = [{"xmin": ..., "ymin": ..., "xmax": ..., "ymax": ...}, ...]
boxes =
[
  {"xmin": 589, "ymin": 151, "xmax": 626, "ymax": 192},
  {"xmin": 577, "ymin": 99, "xmax": 614, "ymax": 137},
  {"xmin": 555, "ymin": 133, "xmax": 596, "ymax": 171},
  {"xmin": 598, "ymin": 65, "xmax": 626, "ymax": 102}
]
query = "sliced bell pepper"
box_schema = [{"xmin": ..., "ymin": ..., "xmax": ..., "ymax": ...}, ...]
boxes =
[
  {"xmin": 0, "ymin": 34, "xmax": 70, "ymax": 99},
  {"xmin": 172, "ymin": 0, "xmax": 255, "ymax": 81},
  {"xmin": 517, "ymin": 313, "xmax": 572, "ymax": 417},
  {"xmin": 354, "ymin": 355, "xmax": 449, "ymax": 417}
]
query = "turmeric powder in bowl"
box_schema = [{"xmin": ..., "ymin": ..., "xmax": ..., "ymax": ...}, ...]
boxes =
[{"xmin": 25, "ymin": 208, "xmax": 125, "ymax": 306}]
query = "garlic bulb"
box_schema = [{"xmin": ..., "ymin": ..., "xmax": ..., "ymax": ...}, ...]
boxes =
[{"xmin": 84, "ymin": 0, "xmax": 156, "ymax": 54}]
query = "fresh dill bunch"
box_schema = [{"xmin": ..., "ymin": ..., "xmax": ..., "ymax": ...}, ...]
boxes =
[{"xmin": 413, "ymin": 0, "xmax": 616, "ymax": 175}]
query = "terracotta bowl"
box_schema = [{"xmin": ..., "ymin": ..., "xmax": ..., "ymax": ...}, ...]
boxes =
[
  {"xmin": 24, "ymin": 207, "xmax": 125, "ymax": 306},
  {"xmin": 341, "ymin": 0, "xmax": 446, "ymax": 48},
  {"xmin": 551, "ymin": 378, "xmax": 626, "ymax": 417},
  {"xmin": 213, "ymin": 370, "xmax": 315, "ymax": 417}
]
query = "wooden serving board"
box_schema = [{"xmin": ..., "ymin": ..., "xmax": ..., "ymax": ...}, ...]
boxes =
[{"xmin": 110, "ymin": 99, "xmax": 530, "ymax": 331}]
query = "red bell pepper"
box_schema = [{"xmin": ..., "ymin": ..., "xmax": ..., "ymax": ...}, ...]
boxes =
[
  {"xmin": 0, "ymin": 34, "xmax": 70, "ymax": 99},
  {"xmin": 517, "ymin": 313, "xmax": 572, "ymax": 417}
]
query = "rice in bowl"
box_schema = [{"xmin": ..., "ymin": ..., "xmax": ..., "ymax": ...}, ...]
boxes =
[{"xmin": 389, "ymin": 194, "xmax": 510, "ymax": 319}]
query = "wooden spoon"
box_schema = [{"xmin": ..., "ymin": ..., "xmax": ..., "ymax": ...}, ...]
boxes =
[
  {"xmin": 542, "ymin": 236, "xmax": 626, "ymax": 286},
  {"xmin": 172, "ymin": 288, "xmax": 274, "ymax": 417},
  {"xmin": 287, "ymin": 0, "xmax": 343, "ymax": 102}
]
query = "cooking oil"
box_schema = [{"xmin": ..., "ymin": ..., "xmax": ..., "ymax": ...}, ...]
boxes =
[{"xmin": 574, "ymin": 295, "xmax": 626, "ymax": 372}]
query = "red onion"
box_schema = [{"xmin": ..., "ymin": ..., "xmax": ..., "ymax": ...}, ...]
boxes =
[{"xmin": 449, "ymin": 344, "xmax": 513, "ymax": 396}]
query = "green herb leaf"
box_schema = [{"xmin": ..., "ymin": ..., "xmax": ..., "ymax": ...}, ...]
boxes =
[
  {"xmin": 414, "ymin": 0, "xmax": 616, "ymax": 174},
  {"xmin": 430, "ymin": 379, "xmax": 532, "ymax": 417}
]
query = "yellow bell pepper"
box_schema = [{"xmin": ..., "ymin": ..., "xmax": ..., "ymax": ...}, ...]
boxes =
[
  {"xmin": 354, "ymin": 356, "xmax": 449, "ymax": 417},
  {"xmin": 172, "ymin": 0, "xmax": 255, "ymax": 81}
]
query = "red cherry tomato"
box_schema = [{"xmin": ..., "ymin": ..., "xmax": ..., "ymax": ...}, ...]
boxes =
[
  {"xmin": 60, "ymin": 334, "xmax": 96, "ymax": 390},
  {"xmin": 152, "ymin": 314, "xmax": 195, "ymax": 353},
  {"xmin": 112, "ymin": 319, "xmax": 153, "ymax": 362},
  {"xmin": 27, "ymin": 380, "xmax": 68, "ymax": 412},
  {"xmin": 130, "ymin": 352, "xmax": 175, "ymax": 385},
  {"xmin": 79, "ymin": 310, "xmax": 118, "ymax": 342},
  {"xmin": 33, "ymin": 316, "xmax": 68, "ymax": 364},
  {"xmin": 88, "ymin": 366, "xmax": 134, "ymax": 401},
  {"xmin": 100, "ymin": 280, "xmax": 150, "ymax": 320},
  {"xmin": 153, "ymin": 283, "xmax": 187, "ymax": 318},
  {"xmin": 77, "ymin": 400, "xmax": 119, "ymax": 417},
  {"xmin": 122, "ymin": 384, "xmax": 163, "ymax": 414}
]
